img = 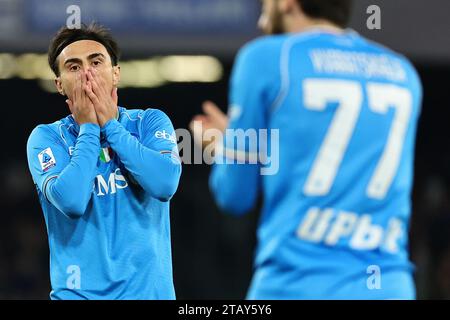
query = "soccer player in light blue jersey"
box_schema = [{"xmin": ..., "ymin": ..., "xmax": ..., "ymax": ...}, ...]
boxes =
[
  {"xmin": 26, "ymin": 24, "xmax": 181, "ymax": 299},
  {"xmin": 191, "ymin": 0, "xmax": 422, "ymax": 299}
]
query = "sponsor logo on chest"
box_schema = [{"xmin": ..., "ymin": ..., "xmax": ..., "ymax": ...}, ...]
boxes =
[{"xmin": 95, "ymin": 168, "xmax": 129, "ymax": 196}]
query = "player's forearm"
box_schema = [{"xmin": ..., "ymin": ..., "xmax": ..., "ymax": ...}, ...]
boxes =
[
  {"xmin": 46, "ymin": 123, "xmax": 100, "ymax": 218},
  {"xmin": 102, "ymin": 119, "xmax": 181, "ymax": 201},
  {"xmin": 209, "ymin": 163, "xmax": 259, "ymax": 215}
]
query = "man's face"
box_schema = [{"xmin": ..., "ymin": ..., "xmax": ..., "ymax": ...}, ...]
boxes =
[
  {"xmin": 258, "ymin": 0, "xmax": 285, "ymax": 35},
  {"xmin": 55, "ymin": 39, "xmax": 119, "ymax": 99}
]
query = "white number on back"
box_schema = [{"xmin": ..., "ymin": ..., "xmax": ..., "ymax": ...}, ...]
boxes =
[{"xmin": 302, "ymin": 79, "xmax": 412, "ymax": 200}]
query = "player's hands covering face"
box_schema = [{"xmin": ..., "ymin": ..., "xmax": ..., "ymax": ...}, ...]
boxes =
[
  {"xmin": 84, "ymin": 68, "xmax": 118, "ymax": 127},
  {"xmin": 66, "ymin": 71, "xmax": 98, "ymax": 125}
]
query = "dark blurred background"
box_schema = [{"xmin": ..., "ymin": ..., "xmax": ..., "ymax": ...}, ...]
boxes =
[{"xmin": 1, "ymin": 0, "xmax": 450, "ymax": 299}]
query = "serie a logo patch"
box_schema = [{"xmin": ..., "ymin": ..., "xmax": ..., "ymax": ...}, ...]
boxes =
[{"xmin": 38, "ymin": 147, "xmax": 56, "ymax": 172}]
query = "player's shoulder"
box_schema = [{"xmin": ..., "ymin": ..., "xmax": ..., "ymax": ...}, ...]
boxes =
[
  {"xmin": 352, "ymin": 33, "xmax": 420, "ymax": 86},
  {"xmin": 118, "ymin": 107, "xmax": 145, "ymax": 122},
  {"xmin": 359, "ymin": 34, "xmax": 416, "ymax": 70},
  {"xmin": 119, "ymin": 106, "xmax": 173, "ymax": 126},
  {"xmin": 237, "ymin": 35, "xmax": 288, "ymax": 61},
  {"xmin": 237, "ymin": 32, "xmax": 343, "ymax": 65},
  {"xmin": 26, "ymin": 120, "xmax": 70, "ymax": 156},
  {"xmin": 27, "ymin": 118, "xmax": 67, "ymax": 144},
  {"xmin": 244, "ymin": 30, "xmax": 345, "ymax": 52},
  {"xmin": 242, "ymin": 35, "xmax": 288, "ymax": 52}
]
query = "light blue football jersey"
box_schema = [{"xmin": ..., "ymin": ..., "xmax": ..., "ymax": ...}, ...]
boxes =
[
  {"xmin": 27, "ymin": 107, "xmax": 181, "ymax": 299},
  {"xmin": 210, "ymin": 29, "xmax": 422, "ymax": 299}
]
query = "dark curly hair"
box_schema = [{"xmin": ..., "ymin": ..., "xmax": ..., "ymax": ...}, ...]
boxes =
[{"xmin": 48, "ymin": 23, "xmax": 120, "ymax": 76}]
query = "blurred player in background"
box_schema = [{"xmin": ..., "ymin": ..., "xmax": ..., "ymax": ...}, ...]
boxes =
[
  {"xmin": 26, "ymin": 24, "xmax": 181, "ymax": 299},
  {"xmin": 191, "ymin": 0, "xmax": 422, "ymax": 299}
]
